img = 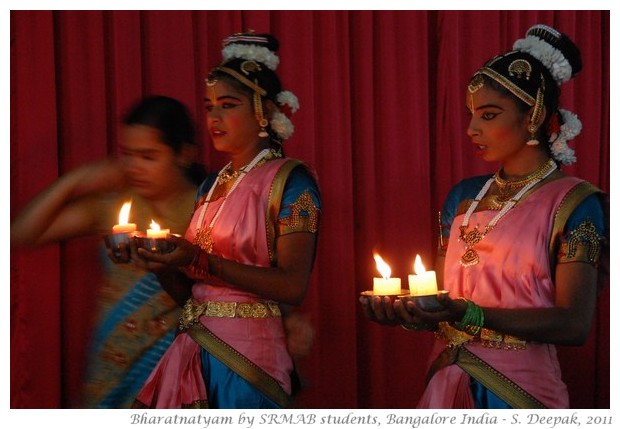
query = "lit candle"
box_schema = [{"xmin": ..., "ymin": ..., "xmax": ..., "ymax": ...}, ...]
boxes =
[
  {"xmin": 373, "ymin": 253, "xmax": 402, "ymax": 296},
  {"xmin": 112, "ymin": 201, "xmax": 137, "ymax": 234},
  {"xmin": 146, "ymin": 219, "xmax": 170, "ymax": 239},
  {"xmin": 408, "ymin": 254, "xmax": 438, "ymax": 296}
]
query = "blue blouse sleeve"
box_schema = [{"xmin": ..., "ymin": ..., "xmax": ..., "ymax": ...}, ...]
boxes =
[{"xmin": 277, "ymin": 165, "xmax": 321, "ymax": 235}]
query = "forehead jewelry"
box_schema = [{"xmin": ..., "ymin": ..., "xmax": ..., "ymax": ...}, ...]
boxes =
[
  {"xmin": 206, "ymin": 77, "xmax": 218, "ymax": 102},
  {"xmin": 468, "ymin": 74, "xmax": 484, "ymax": 114},
  {"xmin": 468, "ymin": 74, "xmax": 485, "ymax": 94}
]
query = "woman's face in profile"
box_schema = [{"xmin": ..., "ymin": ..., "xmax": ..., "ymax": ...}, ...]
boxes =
[{"xmin": 465, "ymin": 85, "xmax": 530, "ymax": 164}]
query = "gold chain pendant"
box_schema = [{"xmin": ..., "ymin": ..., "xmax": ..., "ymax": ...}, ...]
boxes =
[
  {"xmin": 461, "ymin": 248, "xmax": 480, "ymax": 266},
  {"xmin": 194, "ymin": 227, "xmax": 214, "ymax": 253},
  {"xmin": 459, "ymin": 226, "xmax": 484, "ymax": 267}
]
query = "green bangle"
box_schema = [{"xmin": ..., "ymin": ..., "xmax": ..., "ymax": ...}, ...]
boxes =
[{"xmin": 456, "ymin": 299, "xmax": 484, "ymax": 336}]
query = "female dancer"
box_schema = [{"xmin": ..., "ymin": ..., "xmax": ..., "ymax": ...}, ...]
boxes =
[
  {"xmin": 133, "ymin": 32, "xmax": 321, "ymax": 408},
  {"xmin": 11, "ymin": 95, "xmax": 205, "ymax": 407},
  {"xmin": 360, "ymin": 24, "xmax": 607, "ymax": 408}
]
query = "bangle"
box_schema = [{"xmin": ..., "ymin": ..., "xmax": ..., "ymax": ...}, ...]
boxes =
[
  {"xmin": 456, "ymin": 298, "xmax": 484, "ymax": 336},
  {"xmin": 401, "ymin": 323, "xmax": 422, "ymax": 331},
  {"xmin": 188, "ymin": 249, "xmax": 210, "ymax": 279}
]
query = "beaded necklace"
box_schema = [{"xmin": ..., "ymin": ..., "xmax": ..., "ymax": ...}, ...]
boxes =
[
  {"xmin": 193, "ymin": 148, "xmax": 274, "ymax": 253},
  {"xmin": 459, "ymin": 158, "xmax": 557, "ymax": 267}
]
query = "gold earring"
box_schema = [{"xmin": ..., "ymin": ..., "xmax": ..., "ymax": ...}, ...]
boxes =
[
  {"xmin": 253, "ymin": 92, "xmax": 269, "ymax": 138},
  {"xmin": 526, "ymin": 123, "xmax": 540, "ymax": 146},
  {"xmin": 526, "ymin": 80, "xmax": 545, "ymax": 147}
]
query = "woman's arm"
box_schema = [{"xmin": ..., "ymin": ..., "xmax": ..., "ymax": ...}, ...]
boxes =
[
  {"xmin": 476, "ymin": 262, "xmax": 597, "ymax": 345},
  {"xmin": 208, "ymin": 232, "xmax": 317, "ymax": 305},
  {"xmin": 138, "ymin": 231, "xmax": 318, "ymax": 306},
  {"xmin": 397, "ymin": 261, "xmax": 597, "ymax": 345},
  {"xmin": 11, "ymin": 159, "xmax": 125, "ymax": 248}
]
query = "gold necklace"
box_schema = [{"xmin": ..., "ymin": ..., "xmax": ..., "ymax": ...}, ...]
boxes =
[
  {"xmin": 216, "ymin": 149, "xmax": 280, "ymax": 185},
  {"xmin": 494, "ymin": 158, "xmax": 555, "ymax": 190},
  {"xmin": 194, "ymin": 149, "xmax": 280, "ymax": 253},
  {"xmin": 216, "ymin": 167, "xmax": 241, "ymax": 185},
  {"xmin": 459, "ymin": 159, "xmax": 557, "ymax": 267},
  {"xmin": 490, "ymin": 158, "xmax": 556, "ymax": 208}
]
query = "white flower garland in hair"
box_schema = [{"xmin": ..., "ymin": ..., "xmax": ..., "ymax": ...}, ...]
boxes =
[
  {"xmin": 549, "ymin": 109, "xmax": 581, "ymax": 165},
  {"xmin": 513, "ymin": 36, "xmax": 572, "ymax": 84},
  {"xmin": 269, "ymin": 91, "xmax": 300, "ymax": 141},
  {"xmin": 222, "ymin": 44, "xmax": 280, "ymax": 70},
  {"xmin": 270, "ymin": 111, "xmax": 295, "ymax": 140},
  {"xmin": 277, "ymin": 91, "xmax": 299, "ymax": 113}
]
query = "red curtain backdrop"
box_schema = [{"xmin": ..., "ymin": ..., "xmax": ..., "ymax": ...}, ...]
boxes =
[{"xmin": 10, "ymin": 10, "xmax": 609, "ymax": 409}]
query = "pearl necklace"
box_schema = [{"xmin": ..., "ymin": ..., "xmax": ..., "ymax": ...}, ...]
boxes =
[
  {"xmin": 458, "ymin": 159, "xmax": 557, "ymax": 267},
  {"xmin": 193, "ymin": 148, "xmax": 273, "ymax": 253}
]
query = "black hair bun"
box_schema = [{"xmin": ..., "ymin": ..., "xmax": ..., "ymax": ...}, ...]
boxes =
[{"xmin": 526, "ymin": 24, "xmax": 582, "ymax": 77}]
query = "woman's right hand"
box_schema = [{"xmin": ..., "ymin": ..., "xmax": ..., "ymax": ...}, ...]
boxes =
[
  {"xmin": 359, "ymin": 295, "xmax": 403, "ymax": 326},
  {"xmin": 134, "ymin": 234, "xmax": 198, "ymax": 272}
]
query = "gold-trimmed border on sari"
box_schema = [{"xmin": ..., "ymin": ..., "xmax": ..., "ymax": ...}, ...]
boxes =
[
  {"xmin": 187, "ymin": 323, "xmax": 292, "ymax": 408},
  {"xmin": 265, "ymin": 159, "xmax": 304, "ymax": 265},
  {"xmin": 455, "ymin": 346, "xmax": 547, "ymax": 409}
]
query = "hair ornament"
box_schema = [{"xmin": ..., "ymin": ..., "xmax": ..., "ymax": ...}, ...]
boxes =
[
  {"xmin": 508, "ymin": 59, "xmax": 532, "ymax": 80},
  {"xmin": 270, "ymin": 111, "xmax": 295, "ymax": 140},
  {"xmin": 512, "ymin": 25, "xmax": 572, "ymax": 84},
  {"xmin": 241, "ymin": 60, "xmax": 262, "ymax": 75},
  {"xmin": 549, "ymin": 109, "xmax": 581, "ymax": 165},
  {"xmin": 276, "ymin": 90, "xmax": 300, "ymax": 114},
  {"xmin": 214, "ymin": 32, "xmax": 299, "ymax": 142},
  {"xmin": 222, "ymin": 43, "xmax": 280, "ymax": 71}
]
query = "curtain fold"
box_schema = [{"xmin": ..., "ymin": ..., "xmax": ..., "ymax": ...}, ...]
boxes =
[{"xmin": 10, "ymin": 10, "xmax": 609, "ymax": 409}]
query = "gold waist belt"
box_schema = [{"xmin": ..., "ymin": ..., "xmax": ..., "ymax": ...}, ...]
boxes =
[
  {"xmin": 179, "ymin": 299, "xmax": 281, "ymax": 330},
  {"xmin": 436, "ymin": 322, "xmax": 526, "ymax": 350}
]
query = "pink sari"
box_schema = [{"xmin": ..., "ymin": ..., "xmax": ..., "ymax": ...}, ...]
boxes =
[
  {"xmin": 136, "ymin": 159, "xmax": 294, "ymax": 408},
  {"xmin": 418, "ymin": 176, "xmax": 586, "ymax": 409}
]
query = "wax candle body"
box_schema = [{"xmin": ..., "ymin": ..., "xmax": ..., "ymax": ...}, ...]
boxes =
[
  {"xmin": 373, "ymin": 277, "xmax": 402, "ymax": 296},
  {"xmin": 147, "ymin": 228, "xmax": 170, "ymax": 239},
  {"xmin": 408, "ymin": 271, "xmax": 437, "ymax": 296},
  {"xmin": 112, "ymin": 223, "xmax": 137, "ymax": 234}
]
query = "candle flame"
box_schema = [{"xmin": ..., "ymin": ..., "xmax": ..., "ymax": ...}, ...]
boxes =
[
  {"xmin": 414, "ymin": 254, "xmax": 426, "ymax": 275},
  {"xmin": 149, "ymin": 219, "xmax": 161, "ymax": 231},
  {"xmin": 373, "ymin": 253, "xmax": 392, "ymax": 280},
  {"xmin": 118, "ymin": 201, "xmax": 132, "ymax": 224}
]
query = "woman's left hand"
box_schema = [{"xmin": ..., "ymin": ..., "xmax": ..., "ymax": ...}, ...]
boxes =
[{"xmin": 398, "ymin": 292, "xmax": 466, "ymax": 327}]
